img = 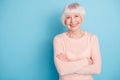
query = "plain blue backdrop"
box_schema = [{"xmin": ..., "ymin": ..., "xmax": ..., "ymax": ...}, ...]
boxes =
[{"xmin": 0, "ymin": 0, "xmax": 120, "ymax": 80}]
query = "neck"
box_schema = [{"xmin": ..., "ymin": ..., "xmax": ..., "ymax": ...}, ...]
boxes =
[
  {"xmin": 68, "ymin": 29, "xmax": 81, "ymax": 35},
  {"xmin": 67, "ymin": 29, "xmax": 83, "ymax": 39}
]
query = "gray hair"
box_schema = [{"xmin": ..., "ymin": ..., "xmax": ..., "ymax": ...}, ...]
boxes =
[{"xmin": 61, "ymin": 3, "xmax": 86, "ymax": 26}]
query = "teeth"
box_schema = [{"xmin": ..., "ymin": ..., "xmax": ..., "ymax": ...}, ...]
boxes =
[{"xmin": 70, "ymin": 24, "xmax": 77, "ymax": 27}]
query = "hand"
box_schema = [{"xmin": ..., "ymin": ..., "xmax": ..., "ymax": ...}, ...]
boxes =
[
  {"xmin": 56, "ymin": 53, "xmax": 69, "ymax": 61},
  {"xmin": 87, "ymin": 58, "xmax": 93, "ymax": 65}
]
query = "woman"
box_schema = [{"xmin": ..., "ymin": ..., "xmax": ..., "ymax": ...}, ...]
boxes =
[{"xmin": 53, "ymin": 3, "xmax": 101, "ymax": 80}]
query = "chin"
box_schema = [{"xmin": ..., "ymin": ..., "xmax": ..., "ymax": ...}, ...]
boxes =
[
  {"xmin": 67, "ymin": 25, "xmax": 80, "ymax": 31},
  {"xmin": 70, "ymin": 27, "xmax": 80, "ymax": 31}
]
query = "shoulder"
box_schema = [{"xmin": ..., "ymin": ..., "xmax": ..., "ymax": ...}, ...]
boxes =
[
  {"xmin": 85, "ymin": 31, "xmax": 100, "ymax": 45},
  {"xmin": 83, "ymin": 30, "xmax": 99, "ymax": 43},
  {"xmin": 53, "ymin": 32, "xmax": 65, "ymax": 42},
  {"xmin": 84, "ymin": 31, "xmax": 98, "ymax": 39}
]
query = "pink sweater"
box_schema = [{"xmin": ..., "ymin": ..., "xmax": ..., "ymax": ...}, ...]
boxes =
[{"xmin": 53, "ymin": 31, "xmax": 101, "ymax": 80}]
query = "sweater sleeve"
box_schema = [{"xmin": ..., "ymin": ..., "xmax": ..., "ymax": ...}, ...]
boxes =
[
  {"xmin": 76, "ymin": 35, "xmax": 101, "ymax": 74},
  {"xmin": 53, "ymin": 36, "xmax": 88, "ymax": 76}
]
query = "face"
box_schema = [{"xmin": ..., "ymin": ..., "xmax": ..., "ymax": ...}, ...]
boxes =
[{"xmin": 65, "ymin": 13, "xmax": 82, "ymax": 32}]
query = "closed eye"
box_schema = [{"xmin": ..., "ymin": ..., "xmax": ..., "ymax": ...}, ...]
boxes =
[
  {"xmin": 66, "ymin": 17, "xmax": 70, "ymax": 19},
  {"xmin": 75, "ymin": 15, "xmax": 79, "ymax": 17}
]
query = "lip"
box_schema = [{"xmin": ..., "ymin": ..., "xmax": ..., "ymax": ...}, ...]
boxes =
[{"xmin": 70, "ymin": 24, "xmax": 78, "ymax": 28}]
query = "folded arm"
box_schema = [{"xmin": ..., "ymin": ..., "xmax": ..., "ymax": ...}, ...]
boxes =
[
  {"xmin": 54, "ymin": 56, "xmax": 88, "ymax": 76},
  {"xmin": 75, "ymin": 35, "xmax": 101, "ymax": 75},
  {"xmin": 53, "ymin": 36, "xmax": 88, "ymax": 76}
]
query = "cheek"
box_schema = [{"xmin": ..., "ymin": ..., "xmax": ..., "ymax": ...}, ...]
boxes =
[
  {"xmin": 64, "ymin": 20, "xmax": 67, "ymax": 25},
  {"xmin": 76, "ymin": 18, "xmax": 82, "ymax": 22},
  {"xmin": 65, "ymin": 19, "xmax": 70, "ymax": 25}
]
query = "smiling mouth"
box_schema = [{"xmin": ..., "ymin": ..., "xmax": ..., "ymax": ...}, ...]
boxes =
[{"xmin": 70, "ymin": 24, "xmax": 78, "ymax": 28}]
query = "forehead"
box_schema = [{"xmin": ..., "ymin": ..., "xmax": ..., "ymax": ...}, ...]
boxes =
[{"xmin": 65, "ymin": 13, "xmax": 80, "ymax": 17}]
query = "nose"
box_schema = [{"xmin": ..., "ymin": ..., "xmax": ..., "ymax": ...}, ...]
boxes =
[{"xmin": 71, "ymin": 17, "xmax": 75, "ymax": 23}]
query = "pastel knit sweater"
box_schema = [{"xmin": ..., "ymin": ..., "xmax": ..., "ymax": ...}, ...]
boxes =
[{"xmin": 53, "ymin": 31, "xmax": 101, "ymax": 80}]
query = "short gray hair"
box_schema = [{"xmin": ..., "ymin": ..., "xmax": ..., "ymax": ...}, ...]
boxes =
[{"xmin": 61, "ymin": 3, "xmax": 86, "ymax": 26}]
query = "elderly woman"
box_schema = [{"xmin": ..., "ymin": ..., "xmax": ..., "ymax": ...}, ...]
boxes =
[{"xmin": 53, "ymin": 3, "xmax": 101, "ymax": 80}]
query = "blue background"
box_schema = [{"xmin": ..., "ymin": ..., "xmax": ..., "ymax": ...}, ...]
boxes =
[{"xmin": 0, "ymin": 0, "xmax": 120, "ymax": 80}]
